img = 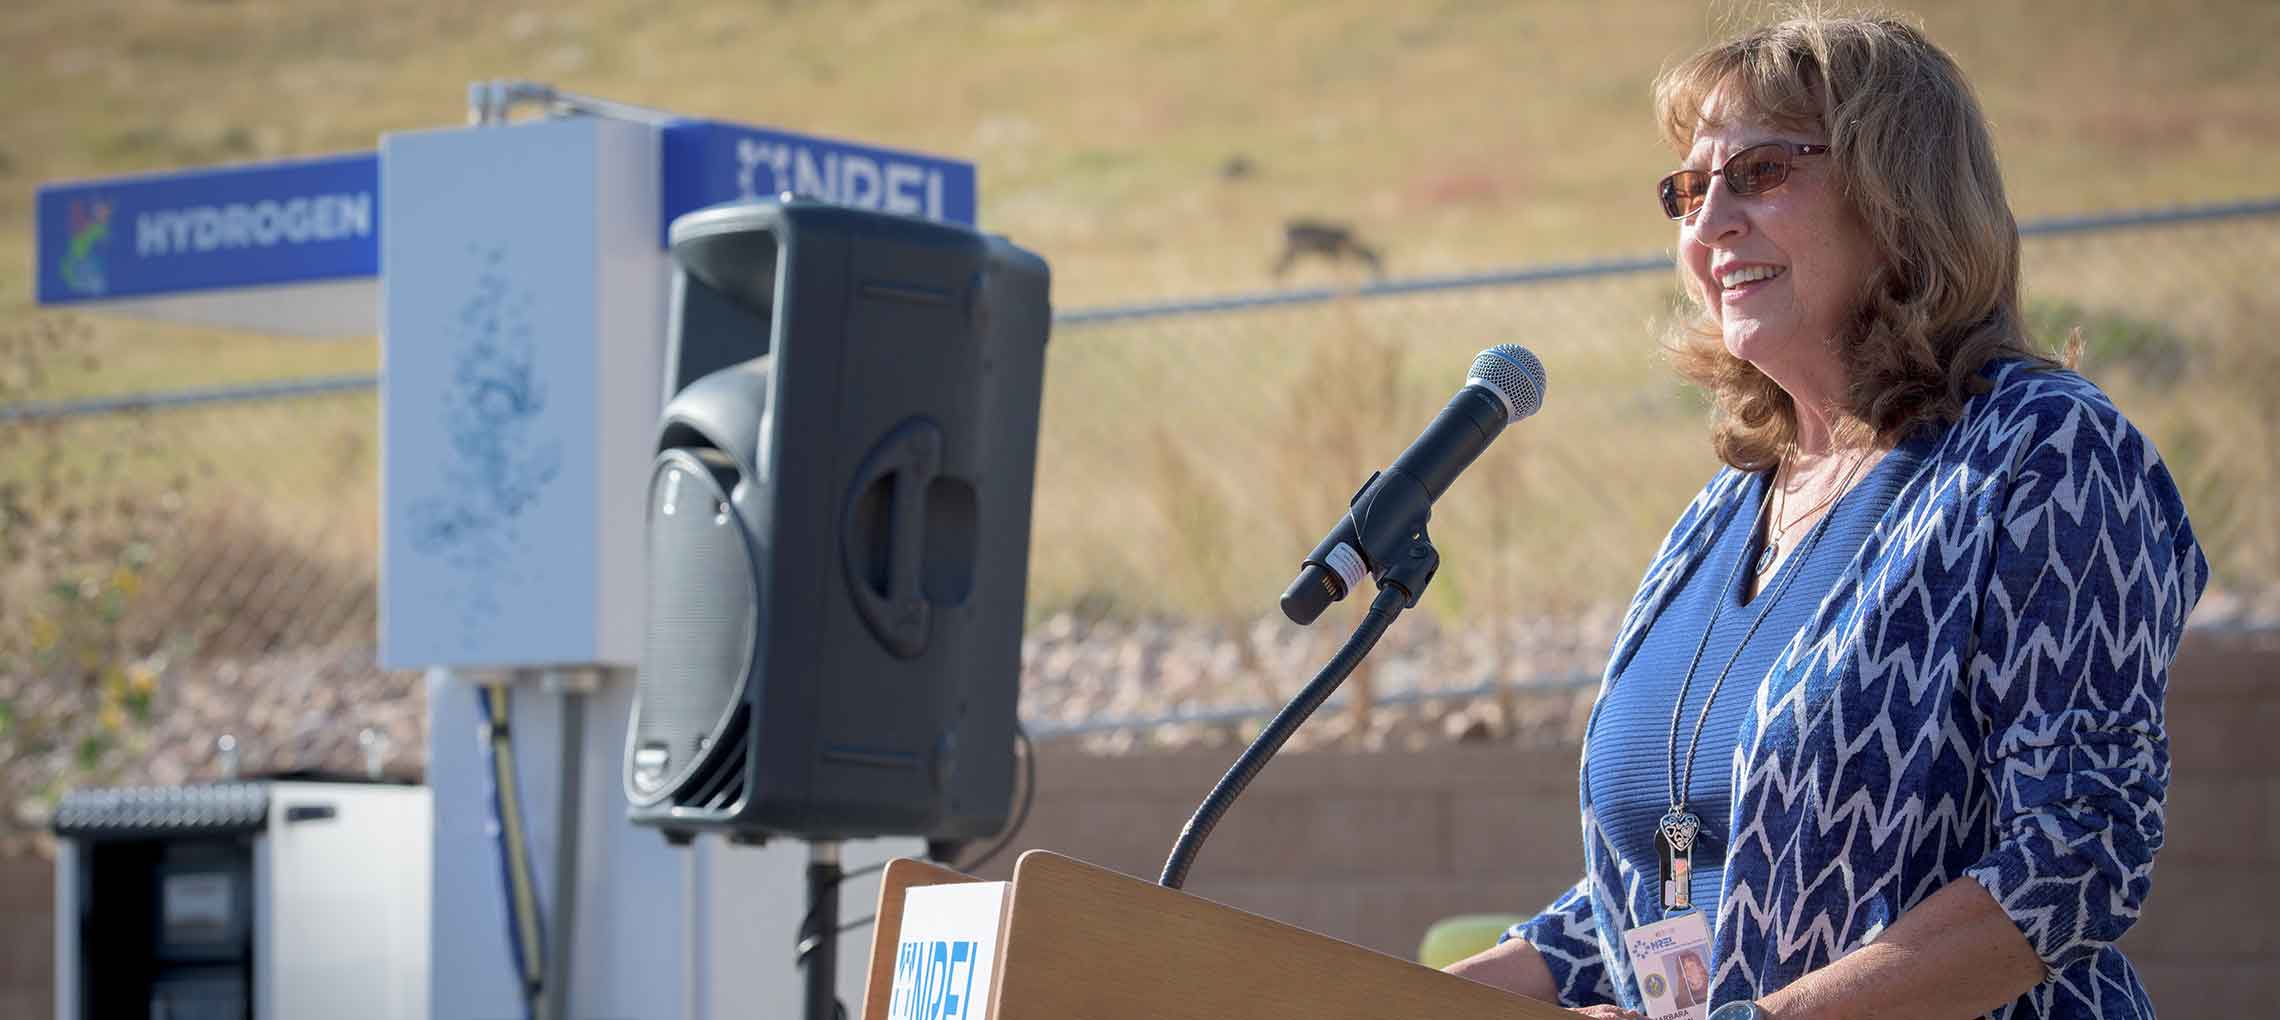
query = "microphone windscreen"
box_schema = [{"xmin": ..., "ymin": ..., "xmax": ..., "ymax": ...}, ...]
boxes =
[{"xmin": 1467, "ymin": 344, "xmax": 1546, "ymax": 422}]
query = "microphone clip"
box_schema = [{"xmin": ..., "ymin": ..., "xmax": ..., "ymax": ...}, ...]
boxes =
[
  {"xmin": 1282, "ymin": 468, "xmax": 1441, "ymax": 625},
  {"xmin": 1376, "ymin": 530, "xmax": 1440, "ymax": 609}
]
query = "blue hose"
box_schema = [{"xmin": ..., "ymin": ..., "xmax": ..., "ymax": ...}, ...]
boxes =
[{"xmin": 477, "ymin": 684, "xmax": 547, "ymax": 1020}]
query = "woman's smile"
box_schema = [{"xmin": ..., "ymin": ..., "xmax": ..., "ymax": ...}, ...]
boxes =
[{"xmin": 1715, "ymin": 262, "xmax": 1787, "ymax": 302}]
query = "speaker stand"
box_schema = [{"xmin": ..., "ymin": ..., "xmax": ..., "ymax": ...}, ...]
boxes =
[{"xmin": 798, "ymin": 840, "xmax": 843, "ymax": 1020}]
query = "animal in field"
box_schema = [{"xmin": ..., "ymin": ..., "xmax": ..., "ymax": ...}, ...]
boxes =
[{"xmin": 1271, "ymin": 218, "xmax": 1385, "ymax": 281}]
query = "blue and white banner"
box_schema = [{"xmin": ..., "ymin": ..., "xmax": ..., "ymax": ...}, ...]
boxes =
[
  {"xmin": 34, "ymin": 119, "xmax": 973, "ymax": 314},
  {"xmin": 35, "ymin": 153, "xmax": 380, "ymax": 304},
  {"xmin": 660, "ymin": 118, "xmax": 977, "ymax": 242}
]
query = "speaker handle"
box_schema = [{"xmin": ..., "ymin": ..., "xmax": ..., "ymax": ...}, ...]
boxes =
[{"xmin": 842, "ymin": 418, "xmax": 943, "ymax": 658}]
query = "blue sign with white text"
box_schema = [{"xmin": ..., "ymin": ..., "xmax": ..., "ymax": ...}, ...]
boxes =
[
  {"xmin": 35, "ymin": 153, "xmax": 381, "ymax": 304},
  {"xmin": 660, "ymin": 119, "xmax": 977, "ymax": 243},
  {"xmin": 33, "ymin": 119, "xmax": 977, "ymax": 306},
  {"xmin": 887, "ymin": 938, "xmax": 984, "ymax": 1020}
]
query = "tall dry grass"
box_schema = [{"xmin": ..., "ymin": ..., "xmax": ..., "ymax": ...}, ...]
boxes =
[
  {"xmin": 0, "ymin": 331, "xmax": 389, "ymax": 862},
  {"xmin": 1029, "ymin": 215, "xmax": 2280, "ymax": 632},
  {"xmin": 9, "ymin": 217, "xmax": 2269, "ymax": 672},
  {"xmin": 6, "ymin": 0, "xmax": 2280, "ymax": 403},
  {"xmin": 1, "ymin": 314, "xmax": 381, "ymax": 844}
]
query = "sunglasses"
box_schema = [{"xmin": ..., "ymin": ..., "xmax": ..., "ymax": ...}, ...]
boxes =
[{"xmin": 1657, "ymin": 141, "xmax": 1829, "ymax": 220}]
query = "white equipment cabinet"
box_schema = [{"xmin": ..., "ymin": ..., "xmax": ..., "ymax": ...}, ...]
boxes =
[{"xmin": 51, "ymin": 778, "xmax": 431, "ymax": 1020}]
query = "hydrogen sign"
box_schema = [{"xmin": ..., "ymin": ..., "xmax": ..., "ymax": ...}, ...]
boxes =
[
  {"xmin": 33, "ymin": 118, "xmax": 975, "ymax": 314},
  {"xmin": 659, "ymin": 119, "xmax": 976, "ymax": 243},
  {"xmin": 35, "ymin": 152, "xmax": 380, "ymax": 305}
]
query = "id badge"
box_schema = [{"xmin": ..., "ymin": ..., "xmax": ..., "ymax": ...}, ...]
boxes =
[{"xmin": 1621, "ymin": 911, "xmax": 1712, "ymax": 1020}]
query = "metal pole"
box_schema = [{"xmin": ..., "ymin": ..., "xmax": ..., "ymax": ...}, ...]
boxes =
[
  {"xmin": 467, "ymin": 78, "xmax": 682, "ymax": 127},
  {"xmin": 802, "ymin": 841, "xmax": 843, "ymax": 1020},
  {"xmin": 542, "ymin": 670, "xmax": 587, "ymax": 1020}
]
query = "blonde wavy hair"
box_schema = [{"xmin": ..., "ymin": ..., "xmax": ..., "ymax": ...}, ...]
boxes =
[{"xmin": 1655, "ymin": 10, "xmax": 2059, "ymax": 471}]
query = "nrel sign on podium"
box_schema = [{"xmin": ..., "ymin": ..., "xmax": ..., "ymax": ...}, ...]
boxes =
[
  {"xmin": 378, "ymin": 117, "xmax": 975, "ymax": 669},
  {"xmin": 882, "ymin": 882, "xmax": 1010, "ymax": 1020}
]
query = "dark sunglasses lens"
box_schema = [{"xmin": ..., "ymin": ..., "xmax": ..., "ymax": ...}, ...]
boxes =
[
  {"xmin": 1660, "ymin": 171, "xmax": 1707, "ymax": 219},
  {"xmin": 1727, "ymin": 144, "xmax": 1791, "ymax": 195}
]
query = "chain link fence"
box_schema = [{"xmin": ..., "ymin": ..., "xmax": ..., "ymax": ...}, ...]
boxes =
[
  {"xmin": 1020, "ymin": 203, "xmax": 2280, "ymax": 750},
  {"xmin": 0, "ymin": 330, "xmax": 403, "ymax": 855},
  {"xmin": 3, "ymin": 201, "xmax": 2276, "ymax": 848}
]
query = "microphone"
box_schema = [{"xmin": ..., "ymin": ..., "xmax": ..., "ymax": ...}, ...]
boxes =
[
  {"xmin": 1278, "ymin": 344, "xmax": 1545, "ymax": 625},
  {"xmin": 1159, "ymin": 344, "xmax": 1546, "ymax": 890}
]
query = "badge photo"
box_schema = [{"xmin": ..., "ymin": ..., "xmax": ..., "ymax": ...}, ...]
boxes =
[{"xmin": 1620, "ymin": 910, "xmax": 1713, "ymax": 1020}]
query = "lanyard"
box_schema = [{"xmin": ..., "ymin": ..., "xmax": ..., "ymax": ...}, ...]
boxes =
[{"xmin": 1655, "ymin": 451, "xmax": 1869, "ymax": 913}]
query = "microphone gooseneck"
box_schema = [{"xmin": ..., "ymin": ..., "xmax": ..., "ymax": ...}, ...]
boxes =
[
  {"xmin": 1161, "ymin": 345, "xmax": 1545, "ymax": 890},
  {"xmin": 1161, "ymin": 586, "xmax": 1409, "ymax": 890}
]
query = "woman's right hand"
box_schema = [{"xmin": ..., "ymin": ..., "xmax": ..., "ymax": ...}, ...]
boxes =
[
  {"xmin": 1444, "ymin": 937, "xmax": 1558, "ymax": 1001},
  {"xmin": 1447, "ymin": 938, "xmax": 1642, "ymax": 1017}
]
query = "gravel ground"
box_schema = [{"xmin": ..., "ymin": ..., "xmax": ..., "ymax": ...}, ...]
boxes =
[
  {"xmin": 1017, "ymin": 607, "xmax": 1624, "ymax": 755},
  {"xmin": 2, "ymin": 645, "xmax": 422, "ymax": 858},
  {"xmin": 8, "ymin": 588, "xmax": 2272, "ymax": 859}
]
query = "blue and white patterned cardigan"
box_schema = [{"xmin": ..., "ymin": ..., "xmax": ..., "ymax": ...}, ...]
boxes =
[{"xmin": 1512, "ymin": 359, "xmax": 2209, "ymax": 1018}]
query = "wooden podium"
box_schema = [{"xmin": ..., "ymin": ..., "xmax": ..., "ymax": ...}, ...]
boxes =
[{"xmin": 861, "ymin": 850, "xmax": 1571, "ymax": 1020}]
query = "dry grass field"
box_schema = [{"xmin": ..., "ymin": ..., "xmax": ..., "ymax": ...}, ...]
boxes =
[
  {"xmin": 0, "ymin": 2, "xmax": 2276, "ymax": 872},
  {"xmin": 3, "ymin": 0, "xmax": 2277, "ymax": 634},
  {"xmin": 5, "ymin": 1, "xmax": 2279, "ymax": 388}
]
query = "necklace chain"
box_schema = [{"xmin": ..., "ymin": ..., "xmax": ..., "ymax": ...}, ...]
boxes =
[
  {"xmin": 1664, "ymin": 449, "xmax": 1874, "ymax": 816},
  {"xmin": 1759, "ymin": 446, "xmax": 1877, "ymax": 575}
]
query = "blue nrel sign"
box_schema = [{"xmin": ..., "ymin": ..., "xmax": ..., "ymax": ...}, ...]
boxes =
[
  {"xmin": 35, "ymin": 152, "xmax": 380, "ymax": 305},
  {"xmin": 34, "ymin": 118, "xmax": 977, "ymax": 308},
  {"xmin": 659, "ymin": 118, "xmax": 978, "ymax": 244}
]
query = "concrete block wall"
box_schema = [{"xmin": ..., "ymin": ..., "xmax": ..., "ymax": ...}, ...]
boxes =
[
  {"xmin": 968, "ymin": 627, "xmax": 2280, "ymax": 1010},
  {"xmin": 969, "ymin": 739, "xmax": 1588, "ymax": 963},
  {"xmin": 0, "ymin": 854, "xmax": 53, "ymax": 1020},
  {"xmin": 3, "ymin": 629, "xmax": 2271, "ymax": 1016},
  {"xmin": 2116, "ymin": 627, "xmax": 2280, "ymax": 1013}
]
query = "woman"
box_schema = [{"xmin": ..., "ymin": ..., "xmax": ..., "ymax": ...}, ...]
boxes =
[
  {"xmin": 1677, "ymin": 951, "xmax": 1711, "ymax": 1010},
  {"xmin": 1447, "ymin": 12, "xmax": 2205, "ymax": 1020}
]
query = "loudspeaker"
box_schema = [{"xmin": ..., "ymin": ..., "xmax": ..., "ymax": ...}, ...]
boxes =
[{"xmin": 624, "ymin": 197, "xmax": 1050, "ymax": 845}]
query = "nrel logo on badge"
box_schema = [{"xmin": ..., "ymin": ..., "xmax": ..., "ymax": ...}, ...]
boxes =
[{"xmin": 887, "ymin": 939, "xmax": 983, "ymax": 1020}]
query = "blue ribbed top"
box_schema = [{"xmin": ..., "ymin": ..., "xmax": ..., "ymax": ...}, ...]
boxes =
[{"xmin": 1584, "ymin": 448, "xmax": 1912, "ymax": 928}]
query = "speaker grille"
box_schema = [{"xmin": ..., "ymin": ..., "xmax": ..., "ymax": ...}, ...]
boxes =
[
  {"xmin": 679, "ymin": 706, "xmax": 750, "ymax": 812},
  {"xmin": 627, "ymin": 450, "xmax": 761, "ymax": 806}
]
